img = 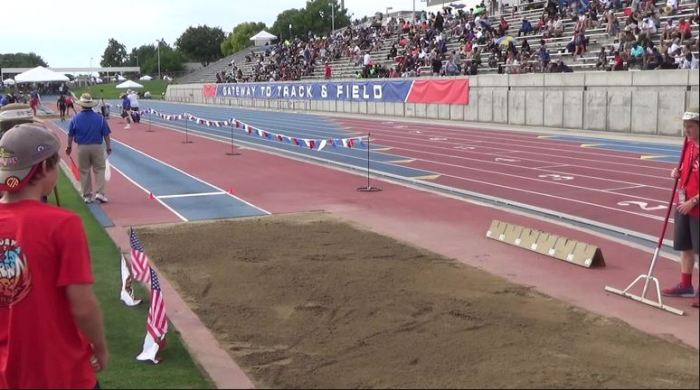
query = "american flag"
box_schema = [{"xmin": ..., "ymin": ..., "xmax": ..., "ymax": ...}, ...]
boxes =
[
  {"xmin": 147, "ymin": 267, "xmax": 168, "ymax": 340},
  {"xmin": 129, "ymin": 228, "xmax": 150, "ymax": 284}
]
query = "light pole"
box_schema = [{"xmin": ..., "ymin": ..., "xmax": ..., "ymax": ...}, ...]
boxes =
[
  {"xmin": 331, "ymin": 2, "xmax": 335, "ymax": 32},
  {"xmin": 289, "ymin": 24, "xmax": 292, "ymax": 40},
  {"xmin": 156, "ymin": 39, "xmax": 162, "ymax": 80},
  {"xmin": 385, "ymin": 6, "xmax": 393, "ymax": 16}
]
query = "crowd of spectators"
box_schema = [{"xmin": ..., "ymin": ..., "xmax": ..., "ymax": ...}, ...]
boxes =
[{"xmin": 211, "ymin": 0, "xmax": 698, "ymax": 83}]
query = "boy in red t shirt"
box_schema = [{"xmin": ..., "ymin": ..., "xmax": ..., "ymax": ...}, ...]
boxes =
[
  {"xmin": 0, "ymin": 123, "xmax": 109, "ymax": 388},
  {"xmin": 661, "ymin": 107, "xmax": 700, "ymax": 308}
]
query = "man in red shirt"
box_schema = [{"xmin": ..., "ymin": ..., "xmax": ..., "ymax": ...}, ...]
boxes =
[
  {"xmin": 662, "ymin": 106, "xmax": 700, "ymax": 308},
  {"xmin": 0, "ymin": 123, "xmax": 109, "ymax": 388}
]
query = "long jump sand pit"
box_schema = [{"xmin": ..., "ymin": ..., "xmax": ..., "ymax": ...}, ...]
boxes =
[{"xmin": 137, "ymin": 212, "xmax": 699, "ymax": 389}]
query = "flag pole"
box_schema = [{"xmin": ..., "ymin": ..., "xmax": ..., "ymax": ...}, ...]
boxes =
[
  {"xmin": 183, "ymin": 115, "xmax": 192, "ymax": 144},
  {"xmin": 357, "ymin": 132, "xmax": 382, "ymax": 192},
  {"xmin": 226, "ymin": 121, "xmax": 239, "ymax": 155}
]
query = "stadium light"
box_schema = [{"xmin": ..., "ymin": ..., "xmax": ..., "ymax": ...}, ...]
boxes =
[
  {"xmin": 156, "ymin": 39, "xmax": 162, "ymax": 80},
  {"xmin": 386, "ymin": 6, "xmax": 393, "ymax": 15},
  {"xmin": 330, "ymin": 2, "xmax": 336, "ymax": 32}
]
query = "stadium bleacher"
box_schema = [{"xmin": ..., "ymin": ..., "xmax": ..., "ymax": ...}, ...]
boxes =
[{"xmin": 177, "ymin": 0, "xmax": 699, "ymax": 84}]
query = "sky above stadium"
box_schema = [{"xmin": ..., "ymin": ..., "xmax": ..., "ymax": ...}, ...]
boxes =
[{"xmin": 2, "ymin": 0, "xmax": 431, "ymax": 69}]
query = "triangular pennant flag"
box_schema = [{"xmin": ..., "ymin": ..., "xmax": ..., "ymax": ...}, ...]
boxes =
[
  {"xmin": 330, "ymin": 139, "xmax": 338, "ymax": 148},
  {"xmin": 318, "ymin": 139, "xmax": 327, "ymax": 151},
  {"xmin": 293, "ymin": 138, "xmax": 300, "ymax": 146},
  {"xmin": 358, "ymin": 137, "xmax": 366, "ymax": 147},
  {"xmin": 309, "ymin": 140, "xmax": 316, "ymax": 149},
  {"xmin": 257, "ymin": 129, "xmax": 264, "ymax": 137},
  {"xmin": 235, "ymin": 120, "xmax": 241, "ymax": 128},
  {"xmin": 120, "ymin": 254, "xmax": 142, "ymax": 307},
  {"xmin": 277, "ymin": 134, "xmax": 284, "ymax": 142}
]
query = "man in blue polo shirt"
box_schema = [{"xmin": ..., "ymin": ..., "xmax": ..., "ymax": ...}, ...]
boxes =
[{"xmin": 66, "ymin": 93, "xmax": 112, "ymax": 203}]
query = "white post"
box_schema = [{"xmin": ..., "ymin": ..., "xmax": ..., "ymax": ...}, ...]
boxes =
[
  {"xmin": 331, "ymin": 3, "xmax": 335, "ymax": 31},
  {"xmin": 157, "ymin": 40, "xmax": 161, "ymax": 80}
]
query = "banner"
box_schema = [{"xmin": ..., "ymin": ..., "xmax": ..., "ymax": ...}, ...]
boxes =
[{"xmin": 203, "ymin": 79, "xmax": 470, "ymax": 105}]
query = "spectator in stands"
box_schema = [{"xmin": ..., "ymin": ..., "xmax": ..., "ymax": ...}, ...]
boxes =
[
  {"xmin": 324, "ymin": 62, "xmax": 332, "ymax": 79},
  {"xmin": 596, "ymin": 47, "xmax": 609, "ymax": 69},
  {"xmin": 663, "ymin": 0, "xmax": 677, "ymax": 16},
  {"xmin": 640, "ymin": 17, "xmax": 657, "ymax": 41},
  {"xmin": 677, "ymin": 18, "xmax": 692, "ymax": 44},
  {"xmin": 629, "ymin": 42, "xmax": 645, "ymax": 67},
  {"xmin": 644, "ymin": 46, "xmax": 663, "ymax": 69},
  {"xmin": 539, "ymin": 46, "xmax": 551, "ymax": 71},
  {"xmin": 518, "ymin": 18, "xmax": 534, "ymax": 36},
  {"xmin": 662, "ymin": 18, "xmax": 677, "ymax": 40},
  {"xmin": 661, "ymin": 107, "xmax": 699, "ymax": 309},
  {"xmin": 612, "ymin": 50, "xmax": 626, "ymax": 70}
]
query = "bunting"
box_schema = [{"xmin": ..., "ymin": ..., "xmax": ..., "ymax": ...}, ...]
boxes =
[{"xmin": 141, "ymin": 108, "xmax": 367, "ymax": 152}]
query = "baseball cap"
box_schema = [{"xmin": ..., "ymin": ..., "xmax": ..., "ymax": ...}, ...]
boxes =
[
  {"xmin": 683, "ymin": 106, "xmax": 699, "ymax": 122},
  {"xmin": 0, "ymin": 123, "xmax": 60, "ymax": 192},
  {"xmin": 0, "ymin": 103, "xmax": 35, "ymax": 133}
]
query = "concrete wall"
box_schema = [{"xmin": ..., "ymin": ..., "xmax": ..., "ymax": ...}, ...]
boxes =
[{"xmin": 166, "ymin": 70, "xmax": 699, "ymax": 137}]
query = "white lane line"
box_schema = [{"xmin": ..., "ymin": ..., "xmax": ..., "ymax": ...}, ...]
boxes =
[
  {"xmin": 604, "ymin": 184, "xmax": 646, "ymax": 192},
  {"xmin": 109, "ymin": 165, "xmax": 190, "ymax": 222},
  {"xmin": 158, "ymin": 192, "xmax": 227, "ymax": 199},
  {"xmin": 110, "ymin": 137, "xmax": 271, "ymax": 215},
  {"xmin": 534, "ymin": 164, "xmax": 570, "ymax": 170}
]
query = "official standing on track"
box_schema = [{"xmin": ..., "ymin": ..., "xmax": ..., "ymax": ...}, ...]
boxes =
[
  {"xmin": 662, "ymin": 106, "xmax": 699, "ymax": 308},
  {"xmin": 66, "ymin": 93, "xmax": 112, "ymax": 204}
]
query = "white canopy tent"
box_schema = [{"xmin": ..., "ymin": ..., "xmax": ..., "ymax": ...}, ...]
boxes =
[
  {"xmin": 115, "ymin": 80, "xmax": 144, "ymax": 89},
  {"xmin": 139, "ymin": 75, "xmax": 153, "ymax": 81},
  {"xmin": 2, "ymin": 78, "xmax": 15, "ymax": 85},
  {"xmin": 14, "ymin": 66, "xmax": 69, "ymax": 83},
  {"xmin": 249, "ymin": 30, "xmax": 277, "ymax": 47}
]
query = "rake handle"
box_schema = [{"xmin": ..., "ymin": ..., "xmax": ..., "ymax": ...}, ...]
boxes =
[{"xmin": 656, "ymin": 138, "xmax": 689, "ymax": 249}]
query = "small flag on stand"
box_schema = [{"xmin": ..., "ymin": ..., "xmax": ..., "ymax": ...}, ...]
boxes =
[
  {"xmin": 136, "ymin": 267, "xmax": 169, "ymax": 364},
  {"xmin": 120, "ymin": 254, "xmax": 142, "ymax": 307}
]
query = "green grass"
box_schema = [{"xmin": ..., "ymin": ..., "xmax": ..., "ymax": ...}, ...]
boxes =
[
  {"xmin": 72, "ymin": 80, "xmax": 168, "ymax": 100},
  {"xmin": 54, "ymin": 172, "xmax": 211, "ymax": 389}
]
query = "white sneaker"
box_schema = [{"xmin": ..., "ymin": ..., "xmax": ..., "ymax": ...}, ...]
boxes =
[
  {"xmin": 124, "ymin": 124, "xmax": 131, "ymax": 129},
  {"xmin": 83, "ymin": 194, "xmax": 93, "ymax": 204},
  {"xmin": 94, "ymin": 193, "xmax": 109, "ymax": 203}
]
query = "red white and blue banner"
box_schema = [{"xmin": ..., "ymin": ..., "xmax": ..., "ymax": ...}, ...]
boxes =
[
  {"xmin": 143, "ymin": 108, "xmax": 367, "ymax": 151},
  {"xmin": 203, "ymin": 79, "xmax": 469, "ymax": 105}
]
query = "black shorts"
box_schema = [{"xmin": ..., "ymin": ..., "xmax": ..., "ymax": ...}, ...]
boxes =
[{"xmin": 673, "ymin": 210, "xmax": 700, "ymax": 254}]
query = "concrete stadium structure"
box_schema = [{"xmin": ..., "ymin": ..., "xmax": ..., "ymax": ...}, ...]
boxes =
[{"xmin": 166, "ymin": 69, "xmax": 698, "ymax": 136}]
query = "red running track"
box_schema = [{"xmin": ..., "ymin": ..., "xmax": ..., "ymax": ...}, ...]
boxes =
[{"xmin": 333, "ymin": 117, "xmax": 679, "ymax": 241}]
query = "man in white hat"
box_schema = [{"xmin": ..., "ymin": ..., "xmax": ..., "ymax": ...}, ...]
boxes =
[
  {"xmin": 65, "ymin": 93, "xmax": 112, "ymax": 203},
  {"xmin": 662, "ymin": 106, "xmax": 699, "ymax": 308}
]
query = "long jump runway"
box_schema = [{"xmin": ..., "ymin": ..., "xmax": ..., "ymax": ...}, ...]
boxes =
[
  {"xmin": 53, "ymin": 120, "xmax": 268, "ymax": 222},
  {"xmin": 128, "ymin": 100, "xmax": 681, "ymax": 246}
]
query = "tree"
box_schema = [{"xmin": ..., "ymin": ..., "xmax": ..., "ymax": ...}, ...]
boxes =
[
  {"xmin": 270, "ymin": 0, "xmax": 350, "ymax": 40},
  {"xmin": 220, "ymin": 22, "xmax": 268, "ymax": 56},
  {"xmin": 0, "ymin": 52, "xmax": 48, "ymax": 68},
  {"xmin": 126, "ymin": 41, "xmax": 185, "ymax": 76},
  {"xmin": 101, "ymin": 38, "xmax": 128, "ymax": 67},
  {"xmin": 175, "ymin": 25, "xmax": 226, "ymax": 66}
]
